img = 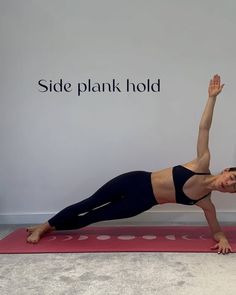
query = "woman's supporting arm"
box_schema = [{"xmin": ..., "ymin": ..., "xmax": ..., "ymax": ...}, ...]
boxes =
[{"xmin": 197, "ymin": 198, "xmax": 232, "ymax": 254}]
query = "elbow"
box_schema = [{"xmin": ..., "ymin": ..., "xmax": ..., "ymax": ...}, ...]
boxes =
[{"xmin": 199, "ymin": 125, "xmax": 210, "ymax": 131}]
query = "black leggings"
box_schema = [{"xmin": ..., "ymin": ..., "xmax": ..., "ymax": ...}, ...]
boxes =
[{"xmin": 48, "ymin": 171, "xmax": 158, "ymax": 230}]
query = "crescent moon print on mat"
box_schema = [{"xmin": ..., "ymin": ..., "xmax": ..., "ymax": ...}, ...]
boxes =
[
  {"xmin": 46, "ymin": 236, "xmax": 57, "ymax": 241},
  {"xmin": 96, "ymin": 235, "xmax": 111, "ymax": 240},
  {"xmin": 182, "ymin": 235, "xmax": 194, "ymax": 240},
  {"xmin": 78, "ymin": 235, "xmax": 89, "ymax": 240},
  {"xmin": 200, "ymin": 235, "xmax": 208, "ymax": 240},
  {"xmin": 62, "ymin": 235, "xmax": 73, "ymax": 241},
  {"xmin": 142, "ymin": 235, "xmax": 157, "ymax": 240},
  {"xmin": 117, "ymin": 235, "xmax": 136, "ymax": 240},
  {"xmin": 165, "ymin": 235, "xmax": 176, "ymax": 240}
]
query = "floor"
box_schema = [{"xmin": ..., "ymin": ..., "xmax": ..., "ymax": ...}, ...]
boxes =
[{"xmin": 1, "ymin": 225, "xmax": 236, "ymax": 295}]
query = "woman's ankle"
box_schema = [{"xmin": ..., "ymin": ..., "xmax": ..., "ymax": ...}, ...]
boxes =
[{"xmin": 44, "ymin": 222, "xmax": 56, "ymax": 231}]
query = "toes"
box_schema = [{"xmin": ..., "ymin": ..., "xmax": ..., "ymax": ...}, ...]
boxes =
[
  {"xmin": 26, "ymin": 226, "xmax": 37, "ymax": 233},
  {"xmin": 26, "ymin": 233, "xmax": 39, "ymax": 244},
  {"xmin": 26, "ymin": 237, "xmax": 32, "ymax": 243},
  {"xmin": 27, "ymin": 237, "xmax": 38, "ymax": 244}
]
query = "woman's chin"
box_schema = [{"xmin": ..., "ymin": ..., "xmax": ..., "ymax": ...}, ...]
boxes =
[{"xmin": 217, "ymin": 186, "xmax": 226, "ymax": 192}]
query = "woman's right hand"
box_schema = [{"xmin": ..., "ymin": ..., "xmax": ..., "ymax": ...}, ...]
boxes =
[{"xmin": 208, "ymin": 74, "xmax": 224, "ymax": 98}]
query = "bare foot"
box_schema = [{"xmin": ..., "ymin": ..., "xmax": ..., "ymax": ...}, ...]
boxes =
[
  {"xmin": 26, "ymin": 222, "xmax": 55, "ymax": 244},
  {"xmin": 26, "ymin": 226, "xmax": 38, "ymax": 234}
]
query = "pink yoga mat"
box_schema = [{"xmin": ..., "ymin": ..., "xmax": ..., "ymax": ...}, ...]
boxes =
[{"xmin": 0, "ymin": 226, "xmax": 235, "ymax": 254}]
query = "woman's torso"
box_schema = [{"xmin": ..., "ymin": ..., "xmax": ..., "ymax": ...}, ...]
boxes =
[{"xmin": 151, "ymin": 160, "xmax": 211, "ymax": 204}]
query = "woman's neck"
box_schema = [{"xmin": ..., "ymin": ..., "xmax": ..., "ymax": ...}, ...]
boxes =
[{"xmin": 203, "ymin": 174, "xmax": 219, "ymax": 191}]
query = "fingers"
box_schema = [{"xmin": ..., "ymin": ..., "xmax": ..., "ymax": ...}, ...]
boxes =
[
  {"xmin": 217, "ymin": 247, "xmax": 232, "ymax": 255},
  {"xmin": 211, "ymin": 243, "xmax": 233, "ymax": 254},
  {"xmin": 213, "ymin": 73, "xmax": 220, "ymax": 81},
  {"xmin": 211, "ymin": 244, "xmax": 218, "ymax": 250},
  {"xmin": 220, "ymin": 83, "xmax": 225, "ymax": 90},
  {"xmin": 210, "ymin": 74, "xmax": 222, "ymax": 88},
  {"xmin": 209, "ymin": 75, "xmax": 219, "ymax": 88},
  {"xmin": 212, "ymin": 74, "xmax": 221, "ymax": 87},
  {"xmin": 218, "ymin": 248, "xmax": 231, "ymax": 255}
]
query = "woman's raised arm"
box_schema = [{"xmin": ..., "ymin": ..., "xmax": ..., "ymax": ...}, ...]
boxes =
[{"xmin": 196, "ymin": 74, "xmax": 224, "ymax": 167}]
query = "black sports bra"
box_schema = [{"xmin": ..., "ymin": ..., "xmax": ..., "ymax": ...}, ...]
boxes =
[{"xmin": 172, "ymin": 165, "xmax": 211, "ymax": 205}]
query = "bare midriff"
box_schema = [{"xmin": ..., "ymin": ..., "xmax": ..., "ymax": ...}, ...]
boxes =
[{"xmin": 151, "ymin": 168, "xmax": 176, "ymax": 204}]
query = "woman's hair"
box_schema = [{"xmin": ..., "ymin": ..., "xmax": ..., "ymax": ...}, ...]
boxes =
[{"xmin": 229, "ymin": 167, "xmax": 236, "ymax": 172}]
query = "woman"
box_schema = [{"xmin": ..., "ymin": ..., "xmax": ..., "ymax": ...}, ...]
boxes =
[{"xmin": 27, "ymin": 74, "xmax": 236, "ymax": 254}]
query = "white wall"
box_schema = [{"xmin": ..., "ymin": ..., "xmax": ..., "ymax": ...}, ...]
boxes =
[{"xmin": 0, "ymin": 0, "xmax": 236, "ymax": 224}]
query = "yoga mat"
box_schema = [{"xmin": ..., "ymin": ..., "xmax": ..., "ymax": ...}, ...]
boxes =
[{"xmin": 0, "ymin": 226, "xmax": 235, "ymax": 254}]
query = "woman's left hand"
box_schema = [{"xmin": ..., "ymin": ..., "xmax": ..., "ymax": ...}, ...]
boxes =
[
  {"xmin": 211, "ymin": 239, "xmax": 232, "ymax": 254},
  {"xmin": 208, "ymin": 74, "xmax": 224, "ymax": 97}
]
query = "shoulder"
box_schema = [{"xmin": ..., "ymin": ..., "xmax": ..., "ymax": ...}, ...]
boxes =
[
  {"xmin": 182, "ymin": 156, "xmax": 210, "ymax": 173},
  {"xmin": 196, "ymin": 194, "xmax": 214, "ymax": 210}
]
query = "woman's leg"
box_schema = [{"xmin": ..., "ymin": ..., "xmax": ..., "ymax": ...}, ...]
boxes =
[
  {"xmin": 27, "ymin": 173, "xmax": 126, "ymax": 243},
  {"xmin": 47, "ymin": 172, "xmax": 130, "ymax": 229},
  {"xmin": 27, "ymin": 171, "xmax": 157, "ymax": 243},
  {"xmin": 54, "ymin": 190, "xmax": 156, "ymax": 230}
]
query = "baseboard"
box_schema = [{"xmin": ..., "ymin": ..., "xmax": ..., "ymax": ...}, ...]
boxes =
[{"xmin": 0, "ymin": 210, "xmax": 235, "ymax": 225}]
